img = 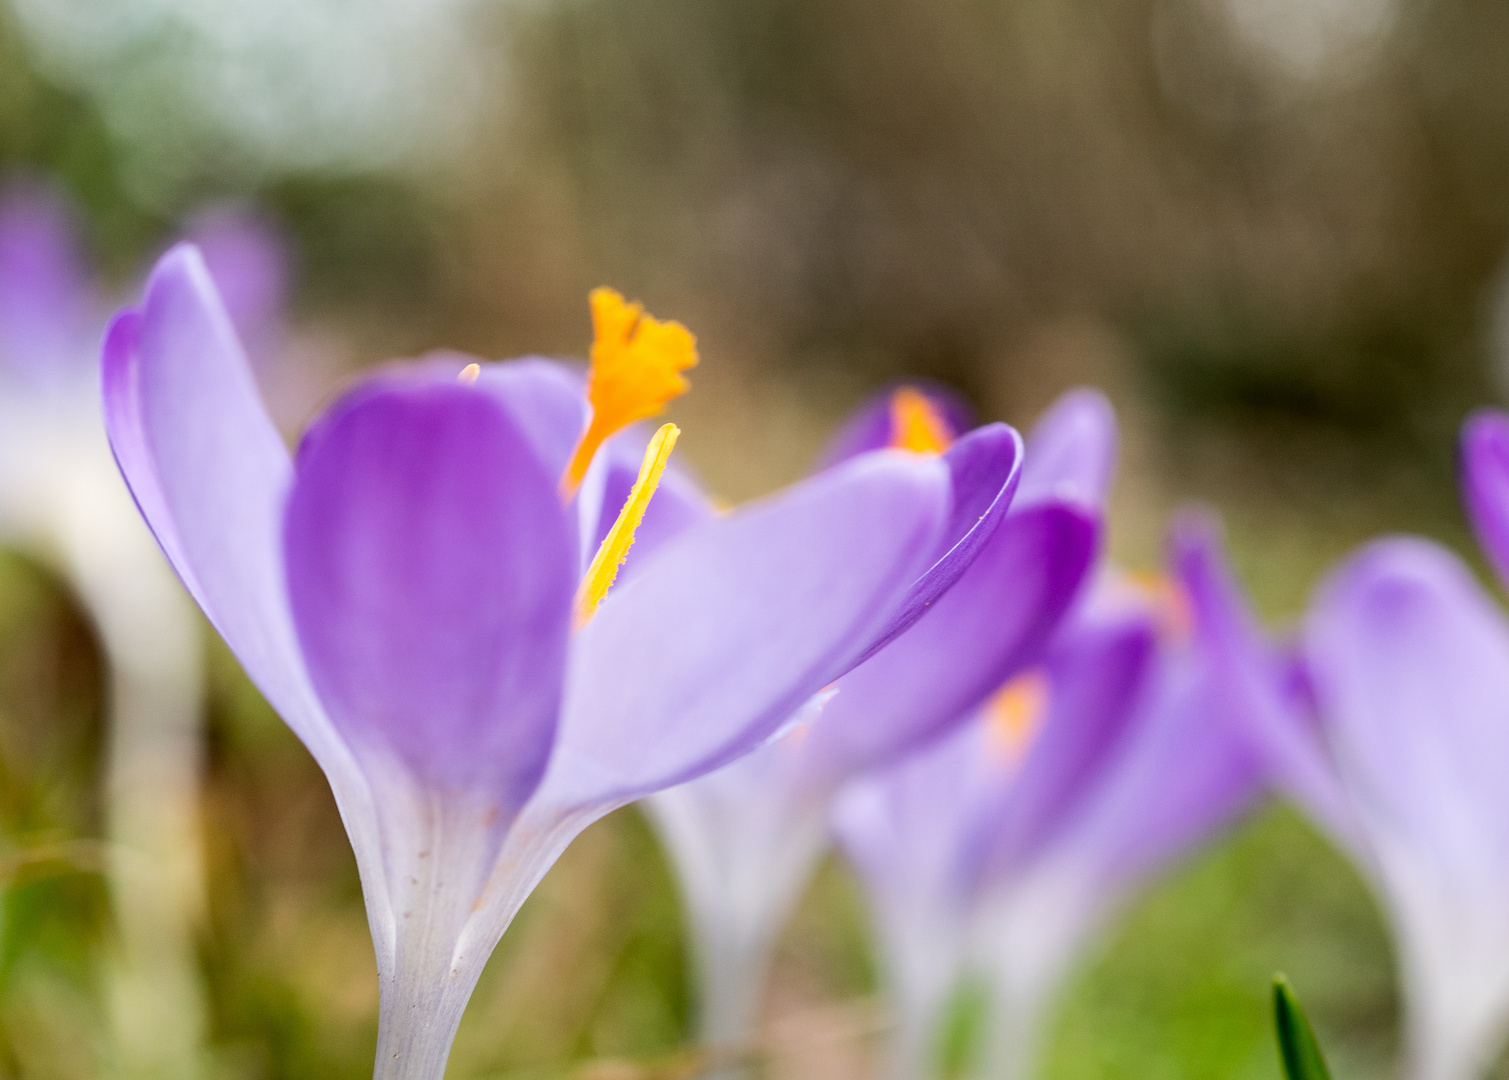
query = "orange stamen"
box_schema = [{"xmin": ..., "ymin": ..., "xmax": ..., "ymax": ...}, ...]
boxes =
[
  {"xmin": 889, "ymin": 387, "xmax": 954, "ymax": 454},
  {"xmin": 986, "ymin": 670, "xmax": 1050, "ymax": 768},
  {"xmin": 562, "ymin": 288, "xmax": 698, "ymax": 496}
]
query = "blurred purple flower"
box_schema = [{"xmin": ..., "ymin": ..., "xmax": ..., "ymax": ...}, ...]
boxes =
[
  {"xmin": 102, "ymin": 246, "xmax": 1022, "ymax": 1080},
  {"xmin": 0, "ymin": 177, "xmax": 293, "ymax": 1076},
  {"xmin": 186, "ymin": 203, "xmax": 290, "ymax": 364},
  {"xmin": 1197, "ymin": 407, "xmax": 1509, "ymax": 1080},
  {"xmin": 0, "ymin": 179, "xmax": 95, "ymax": 390},
  {"xmin": 834, "ymin": 514, "xmax": 1265, "ymax": 1080},
  {"xmin": 646, "ymin": 386, "xmax": 1105, "ymax": 1052}
]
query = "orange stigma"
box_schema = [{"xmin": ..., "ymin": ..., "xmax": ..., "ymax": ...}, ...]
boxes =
[
  {"xmin": 986, "ymin": 670, "xmax": 1050, "ymax": 768},
  {"xmin": 458, "ymin": 363, "xmax": 480, "ymax": 385},
  {"xmin": 562, "ymin": 288, "xmax": 698, "ymax": 496},
  {"xmin": 889, "ymin": 387, "xmax": 954, "ymax": 454},
  {"xmin": 574, "ymin": 423, "xmax": 680, "ymax": 628}
]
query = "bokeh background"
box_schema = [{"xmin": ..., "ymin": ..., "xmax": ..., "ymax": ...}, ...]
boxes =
[{"xmin": 1, "ymin": 0, "xmax": 1507, "ymax": 1075}]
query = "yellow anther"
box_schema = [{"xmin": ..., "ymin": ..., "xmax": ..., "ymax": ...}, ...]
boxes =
[
  {"xmin": 986, "ymin": 670, "xmax": 1050, "ymax": 768},
  {"xmin": 1125, "ymin": 571, "xmax": 1192, "ymax": 643},
  {"xmin": 889, "ymin": 387, "xmax": 954, "ymax": 454},
  {"xmin": 574, "ymin": 423, "xmax": 680, "ymax": 628},
  {"xmin": 458, "ymin": 363, "xmax": 481, "ymax": 385},
  {"xmin": 562, "ymin": 288, "xmax": 698, "ymax": 496}
]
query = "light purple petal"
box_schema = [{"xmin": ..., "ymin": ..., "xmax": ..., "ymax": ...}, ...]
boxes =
[
  {"xmin": 284, "ymin": 377, "xmax": 574, "ymax": 804},
  {"xmin": 102, "ymin": 244, "xmax": 392, "ymax": 952},
  {"xmin": 1306, "ymin": 536, "xmax": 1509, "ymax": 1080},
  {"xmin": 964, "ymin": 614, "xmax": 1156, "ymax": 883},
  {"xmin": 802, "ymin": 497, "xmax": 1098, "ymax": 783},
  {"xmin": 0, "ymin": 178, "xmax": 94, "ymax": 384},
  {"xmin": 814, "ymin": 380, "xmax": 976, "ymax": 470},
  {"xmin": 834, "ymin": 723, "xmax": 993, "ymax": 901},
  {"xmin": 474, "ymin": 356, "xmax": 588, "ymax": 480},
  {"xmin": 1014, "ymin": 387, "xmax": 1117, "ymax": 509},
  {"xmin": 1461, "ymin": 409, "xmax": 1509, "ymax": 591},
  {"xmin": 1049, "ymin": 642, "xmax": 1263, "ymax": 888},
  {"xmin": 832, "ymin": 740, "xmax": 981, "ymax": 1078},
  {"xmin": 103, "ymin": 245, "xmax": 326, "ymax": 751},
  {"xmin": 1307, "ymin": 537, "xmax": 1509, "ymax": 885},
  {"xmin": 1172, "ymin": 510, "xmax": 1361, "ymax": 849},
  {"xmin": 544, "ymin": 451, "xmax": 952, "ymax": 807},
  {"xmin": 848, "ymin": 422, "xmax": 1025, "ymax": 666},
  {"xmin": 186, "ymin": 204, "xmax": 288, "ymax": 361}
]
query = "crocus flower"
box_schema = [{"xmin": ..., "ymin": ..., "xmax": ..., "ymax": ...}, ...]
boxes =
[
  {"xmin": 644, "ymin": 386, "xmax": 1105, "ymax": 1054},
  {"xmin": 1190, "ymin": 409, "xmax": 1509, "ymax": 1080},
  {"xmin": 0, "ymin": 178, "xmax": 288, "ymax": 1079},
  {"xmin": 104, "ymin": 248, "xmax": 1022, "ymax": 1080},
  {"xmin": 834, "ymin": 515, "xmax": 1266, "ymax": 1080}
]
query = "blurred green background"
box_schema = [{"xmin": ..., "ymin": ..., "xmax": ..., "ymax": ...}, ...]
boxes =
[{"xmin": 2, "ymin": 0, "xmax": 1507, "ymax": 1075}]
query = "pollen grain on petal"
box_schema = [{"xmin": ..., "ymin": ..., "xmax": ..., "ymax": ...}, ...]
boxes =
[
  {"xmin": 986, "ymin": 670, "xmax": 1050, "ymax": 768},
  {"xmin": 574, "ymin": 423, "xmax": 680, "ymax": 628},
  {"xmin": 889, "ymin": 387, "xmax": 954, "ymax": 454},
  {"xmin": 561, "ymin": 287, "xmax": 698, "ymax": 495}
]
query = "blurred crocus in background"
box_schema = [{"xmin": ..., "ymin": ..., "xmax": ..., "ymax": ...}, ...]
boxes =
[
  {"xmin": 834, "ymin": 512, "xmax": 1267, "ymax": 1080},
  {"xmin": 7, "ymin": 0, "xmax": 1509, "ymax": 1068},
  {"xmin": 0, "ymin": 177, "xmax": 290, "ymax": 1079},
  {"xmin": 104, "ymin": 249, "xmax": 1024, "ymax": 1080},
  {"xmin": 1181, "ymin": 419, "xmax": 1509, "ymax": 1080},
  {"xmin": 645, "ymin": 385, "xmax": 1105, "ymax": 1064}
]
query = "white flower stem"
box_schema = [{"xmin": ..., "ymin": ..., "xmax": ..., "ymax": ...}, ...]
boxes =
[{"xmin": 90, "ymin": 582, "xmax": 206, "ymax": 1080}]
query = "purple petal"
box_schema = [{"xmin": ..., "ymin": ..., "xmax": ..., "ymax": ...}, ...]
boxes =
[
  {"xmin": 802, "ymin": 497, "xmax": 1098, "ymax": 783},
  {"xmin": 1051, "ymin": 643, "xmax": 1263, "ymax": 887},
  {"xmin": 834, "ymin": 723, "xmax": 994, "ymax": 899},
  {"xmin": 964, "ymin": 614, "xmax": 1157, "ymax": 883},
  {"xmin": 185, "ymin": 204, "xmax": 288, "ymax": 361},
  {"xmin": 283, "ymin": 377, "xmax": 574, "ymax": 802},
  {"xmin": 102, "ymin": 245, "xmax": 389, "ymax": 934},
  {"xmin": 814, "ymin": 380, "xmax": 976, "ymax": 470},
  {"xmin": 1172, "ymin": 510, "xmax": 1361, "ymax": 849},
  {"xmin": 848, "ymin": 423, "xmax": 1025, "ymax": 666},
  {"xmin": 544, "ymin": 451, "xmax": 953, "ymax": 807},
  {"xmin": 474, "ymin": 357, "xmax": 588, "ymax": 480},
  {"xmin": 1305, "ymin": 536, "xmax": 1509, "ymax": 1079},
  {"xmin": 1015, "ymin": 387, "xmax": 1117, "ymax": 509},
  {"xmin": 832, "ymin": 740, "xmax": 980, "ymax": 1076},
  {"xmin": 1461, "ymin": 409, "xmax": 1509, "ymax": 591},
  {"xmin": 1306, "ymin": 536, "xmax": 1509, "ymax": 884},
  {"xmin": 104, "ymin": 245, "xmax": 319, "ymax": 743},
  {"xmin": 0, "ymin": 178, "xmax": 94, "ymax": 384}
]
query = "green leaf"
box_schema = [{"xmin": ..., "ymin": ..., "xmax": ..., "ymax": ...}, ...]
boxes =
[{"xmin": 1273, "ymin": 975, "xmax": 1334, "ymax": 1080}]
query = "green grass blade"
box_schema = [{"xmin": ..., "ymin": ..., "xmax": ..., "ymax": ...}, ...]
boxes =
[{"xmin": 1273, "ymin": 975, "xmax": 1333, "ymax": 1080}]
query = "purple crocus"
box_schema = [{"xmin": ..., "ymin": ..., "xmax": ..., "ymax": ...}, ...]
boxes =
[
  {"xmin": 1191, "ymin": 409, "xmax": 1509, "ymax": 1080},
  {"xmin": 645, "ymin": 386, "xmax": 1105, "ymax": 1054},
  {"xmin": 0, "ymin": 178, "xmax": 289, "ymax": 1079},
  {"xmin": 834, "ymin": 515, "xmax": 1266, "ymax": 1080},
  {"xmin": 103, "ymin": 248, "xmax": 1022, "ymax": 1080}
]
